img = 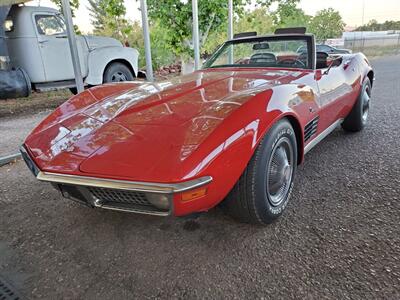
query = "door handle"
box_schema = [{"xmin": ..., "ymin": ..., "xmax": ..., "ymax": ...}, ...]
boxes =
[{"xmin": 38, "ymin": 39, "xmax": 49, "ymax": 44}]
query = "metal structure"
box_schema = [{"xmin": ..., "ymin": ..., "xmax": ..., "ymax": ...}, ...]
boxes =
[
  {"xmin": 228, "ymin": 0, "xmax": 233, "ymax": 40},
  {"xmin": 60, "ymin": 0, "xmax": 84, "ymax": 93},
  {"xmin": 192, "ymin": 0, "xmax": 200, "ymax": 70},
  {"xmin": 139, "ymin": 0, "xmax": 154, "ymax": 82},
  {"xmin": 227, "ymin": 0, "xmax": 233, "ymax": 64}
]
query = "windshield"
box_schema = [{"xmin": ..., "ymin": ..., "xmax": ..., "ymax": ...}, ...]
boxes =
[{"xmin": 204, "ymin": 36, "xmax": 311, "ymax": 70}]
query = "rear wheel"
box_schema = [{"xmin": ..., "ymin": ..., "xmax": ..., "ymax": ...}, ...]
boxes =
[
  {"xmin": 103, "ymin": 62, "xmax": 134, "ymax": 83},
  {"xmin": 222, "ymin": 119, "xmax": 297, "ymax": 224},
  {"xmin": 342, "ymin": 78, "xmax": 371, "ymax": 132}
]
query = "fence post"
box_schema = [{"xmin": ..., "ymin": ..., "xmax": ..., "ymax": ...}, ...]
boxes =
[{"xmin": 397, "ymin": 32, "xmax": 400, "ymax": 54}]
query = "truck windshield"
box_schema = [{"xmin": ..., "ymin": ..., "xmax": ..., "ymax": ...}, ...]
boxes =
[{"xmin": 204, "ymin": 36, "xmax": 311, "ymax": 70}]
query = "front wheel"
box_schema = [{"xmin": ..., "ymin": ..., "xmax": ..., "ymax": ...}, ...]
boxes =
[
  {"xmin": 103, "ymin": 62, "xmax": 135, "ymax": 83},
  {"xmin": 222, "ymin": 119, "xmax": 297, "ymax": 224}
]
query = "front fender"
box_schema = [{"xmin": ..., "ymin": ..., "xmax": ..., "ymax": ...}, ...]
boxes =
[
  {"xmin": 174, "ymin": 87, "xmax": 309, "ymax": 215},
  {"xmin": 85, "ymin": 47, "xmax": 139, "ymax": 85}
]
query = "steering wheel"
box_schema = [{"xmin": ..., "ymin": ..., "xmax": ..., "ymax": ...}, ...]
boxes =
[
  {"xmin": 249, "ymin": 53, "xmax": 277, "ymax": 64},
  {"xmin": 279, "ymin": 58, "xmax": 306, "ymax": 68}
]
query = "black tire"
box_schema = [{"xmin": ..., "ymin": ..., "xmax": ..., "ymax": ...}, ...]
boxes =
[
  {"xmin": 103, "ymin": 62, "xmax": 134, "ymax": 83},
  {"xmin": 222, "ymin": 119, "xmax": 297, "ymax": 224},
  {"xmin": 69, "ymin": 87, "xmax": 78, "ymax": 95},
  {"xmin": 342, "ymin": 78, "xmax": 371, "ymax": 132}
]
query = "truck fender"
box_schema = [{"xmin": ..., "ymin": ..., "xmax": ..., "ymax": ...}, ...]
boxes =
[{"xmin": 85, "ymin": 47, "xmax": 139, "ymax": 85}]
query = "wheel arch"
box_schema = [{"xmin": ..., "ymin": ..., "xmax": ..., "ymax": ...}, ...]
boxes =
[
  {"xmin": 257, "ymin": 114, "xmax": 304, "ymax": 165},
  {"xmin": 285, "ymin": 115, "xmax": 304, "ymax": 165},
  {"xmin": 85, "ymin": 47, "xmax": 139, "ymax": 85},
  {"xmin": 103, "ymin": 59, "xmax": 136, "ymax": 82},
  {"xmin": 367, "ymin": 70, "xmax": 374, "ymax": 87}
]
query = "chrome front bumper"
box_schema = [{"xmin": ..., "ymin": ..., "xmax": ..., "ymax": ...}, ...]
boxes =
[{"xmin": 20, "ymin": 145, "xmax": 212, "ymax": 216}]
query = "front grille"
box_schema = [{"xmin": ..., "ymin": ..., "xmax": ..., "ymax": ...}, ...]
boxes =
[
  {"xmin": 0, "ymin": 275, "xmax": 21, "ymax": 300},
  {"xmin": 88, "ymin": 187, "xmax": 152, "ymax": 206}
]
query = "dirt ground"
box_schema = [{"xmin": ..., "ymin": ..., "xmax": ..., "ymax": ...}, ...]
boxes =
[
  {"xmin": 0, "ymin": 55, "xmax": 399, "ymax": 299},
  {"xmin": 0, "ymin": 90, "xmax": 70, "ymax": 118},
  {"xmin": 0, "ymin": 111, "xmax": 50, "ymax": 157}
]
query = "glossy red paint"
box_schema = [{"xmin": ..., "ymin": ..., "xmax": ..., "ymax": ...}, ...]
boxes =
[{"xmin": 24, "ymin": 53, "xmax": 373, "ymax": 216}]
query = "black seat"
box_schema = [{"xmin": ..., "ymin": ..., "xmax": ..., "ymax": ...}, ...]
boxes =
[
  {"xmin": 297, "ymin": 51, "xmax": 329, "ymax": 69},
  {"xmin": 249, "ymin": 52, "xmax": 277, "ymax": 64},
  {"xmin": 316, "ymin": 51, "xmax": 329, "ymax": 69}
]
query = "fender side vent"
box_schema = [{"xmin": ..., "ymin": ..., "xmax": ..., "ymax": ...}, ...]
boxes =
[{"xmin": 304, "ymin": 116, "xmax": 319, "ymax": 142}]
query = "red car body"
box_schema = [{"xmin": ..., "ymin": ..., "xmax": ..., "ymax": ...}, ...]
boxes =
[{"xmin": 21, "ymin": 35, "xmax": 374, "ymax": 218}]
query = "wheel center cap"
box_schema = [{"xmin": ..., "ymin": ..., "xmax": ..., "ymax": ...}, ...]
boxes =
[{"xmin": 283, "ymin": 164, "xmax": 291, "ymax": 181}]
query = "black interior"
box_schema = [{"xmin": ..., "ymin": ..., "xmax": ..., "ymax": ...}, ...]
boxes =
[
  {"xmin": 316, "ymin": 51, "xmax": 329, "ymax": 69},
  {"xmin": 249, "ymin": 52, "xmax": 277, "ymax": 64}
]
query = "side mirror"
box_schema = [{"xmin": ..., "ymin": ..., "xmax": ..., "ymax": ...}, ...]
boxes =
[{"xmin": 323, "ymin": 56, "xmax": 342, "ymax": 75}]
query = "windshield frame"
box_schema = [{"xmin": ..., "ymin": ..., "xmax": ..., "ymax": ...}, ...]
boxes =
[{"xmin": 203, "ymin": 34, "xmax": 316, "ymax": 70}]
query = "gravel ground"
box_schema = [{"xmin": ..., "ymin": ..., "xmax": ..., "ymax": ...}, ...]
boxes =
[
  {"xmin": 0, "ymin": 111, "xmax": 50, "ymax": 157},
  {"xmin": 0, "ymin": 55, "xmax": 399, "ymax": 299}
]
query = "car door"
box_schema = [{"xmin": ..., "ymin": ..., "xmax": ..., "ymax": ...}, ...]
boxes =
[
  {"xmin": 314, "ymin": 58, "xmax": 353, "ymax": 130},
  {"xmin": 33, "ymin": 13, "xmax": 87, "ymax": 82}
]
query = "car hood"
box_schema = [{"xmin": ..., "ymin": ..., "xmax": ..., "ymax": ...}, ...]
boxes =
[
  {"xmin": 83, "ymin": 35, "xmax": 122, "ymax": 50},
  {"xmin": 26, "ymin": 68, "xmax": 308, "ymax": 181}
]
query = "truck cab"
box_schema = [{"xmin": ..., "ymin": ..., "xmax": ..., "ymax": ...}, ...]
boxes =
[{"xmin": 4, "ymin": 5, "xmax": 139, "ymax": 92}]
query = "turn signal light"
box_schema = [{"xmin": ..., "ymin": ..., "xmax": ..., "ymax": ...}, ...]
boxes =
[{"xmin": 181, "ymin": 187, "xmax": 207, "ymax": 202}]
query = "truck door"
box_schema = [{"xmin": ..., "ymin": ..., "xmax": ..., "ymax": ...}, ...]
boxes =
[{"xmin": 33, "ymin": 13, "xmax": 87, "ymax": 82}]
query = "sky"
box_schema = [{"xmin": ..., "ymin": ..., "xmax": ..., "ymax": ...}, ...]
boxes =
[{"xmin": 27, "ymin": 0, "xmax": 400, "ymax": 33}]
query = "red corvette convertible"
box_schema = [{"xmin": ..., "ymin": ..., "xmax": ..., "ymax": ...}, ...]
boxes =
[{"xmin": 21, "ymin": 29, "xmax": 374, "ymax": 224}]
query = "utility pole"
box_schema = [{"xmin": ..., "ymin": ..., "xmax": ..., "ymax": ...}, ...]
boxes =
[
  {"xmin": 139, "ymin": 0, "xmax": 154, "ymax": 82},
  {"xmin": 61, "ymin": 0, "xmax": 84, "ymax": 93},
  {"xmin": 361, "ymin": 0, "xmax": 365, "ymax": 51},
  {"xmin": 227, "ymin": 0, "xmax": 233, "ymax": 64},
  {"xmin": 228, "ymin": 0, "xmax": 233, "ymax": 40},
  {"xmin": 192, "ymin": 0, "xmax": 200, "ymax": 70}
]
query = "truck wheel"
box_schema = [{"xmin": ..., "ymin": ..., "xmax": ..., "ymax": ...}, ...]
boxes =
[
  {"xmin": 342, "ymin": 77, "xmax": 371, "ymax": 132},
  {"xmin": 222, "ymin": 119, "xmax": 297, "ymax": 224},
  {"xmin": 103, "ymin": 62, "xmax": 134, "ymax": 83}
]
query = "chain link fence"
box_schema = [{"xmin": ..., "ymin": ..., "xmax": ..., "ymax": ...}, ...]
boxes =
[{"xmin": 344, "ymin": 32, "xmax": 400, "ymax": 56}]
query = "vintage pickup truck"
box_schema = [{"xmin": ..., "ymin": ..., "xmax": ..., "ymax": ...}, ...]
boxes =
[{"xmin": 3, "ymin": 5, "xmax": 139, "ymax": 93}]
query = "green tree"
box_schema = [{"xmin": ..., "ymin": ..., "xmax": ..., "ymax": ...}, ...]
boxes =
[
  {"xmin": 127, "ymin": 21, "xmax": 176, "ymax": 70},
  {"xmin": 308, "ymin": 8, "xmax": 345, "ymax": 42},
  {"xmin": 356, "ymin": 19, "xmax": 400, "ymax": 31},
  {"xmin": 50, "ymin": 0, "xmax": 81, "ymax": 33},
  {"xmin": 51, "ymin": 0, "xmax": 80, "ymax": 16},
  {"xmin": 271, "ymin": 0, "xmax": 309, "ymax": 29},
  {"xmin": 203, "ymin": 7, "xmax": 274, "ymax": 55},
  {"xmin": 87, "ymin": 0, "xmax": 107, "ymax": 33},
  {"xmin": 146, "ymin": 0, "xmax": 299, "ymax": 61},
  {"xmin": 87, "ymin": 0, "xmax": 131, "ymax": 40},
  {"xmin": 146, "ymin": 0, "xmax": 239, "ymax": 59}
]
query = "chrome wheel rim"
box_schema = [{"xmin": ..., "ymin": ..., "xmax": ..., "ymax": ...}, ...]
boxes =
[
  {"xmin": 111, "ymin": 71, "xmax": 128, "ymax": 82},
  {"xmin": 362, "ymin": 85, "xmax": 371, "ymax": 124},
  {"xmin": 266, "ymin": 137, "xmax": 294, "ymax": 206}
]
